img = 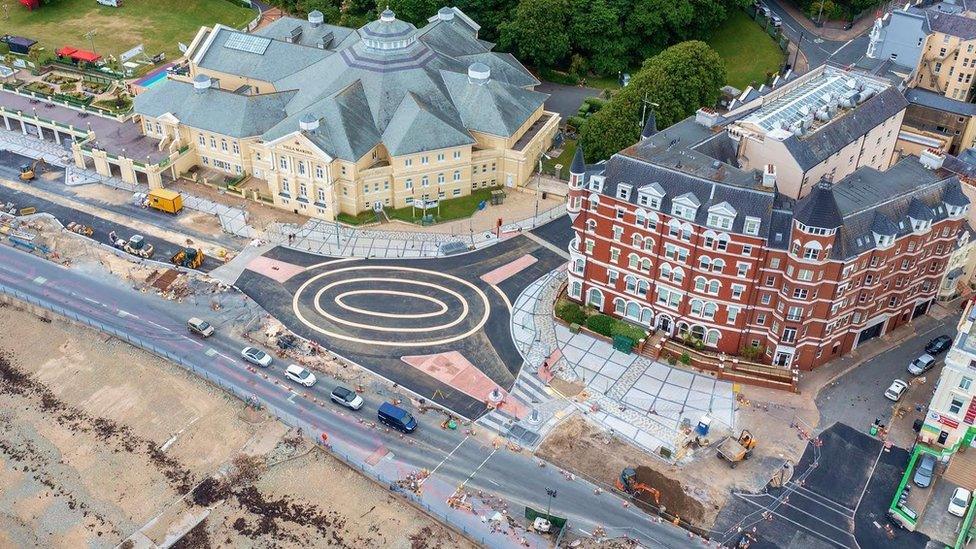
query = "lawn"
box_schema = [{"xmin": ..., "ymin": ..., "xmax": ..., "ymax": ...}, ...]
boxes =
[
  {"xmin": 388, "ymin": 187, "xmax": 501, "ymax": 224},
  {"xmin": 706, "ymin": 10, "xmax": 785, "ymax": 90},
  {"xmin": 543, "ymin": 138, "xmax": 577, "ymax": 180},
  {"xmin": 7, "ymin": 0, "xmax": 254, "ymax": 62}
]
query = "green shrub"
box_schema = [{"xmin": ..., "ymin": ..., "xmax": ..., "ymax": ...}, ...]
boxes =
[
  {"xmin": 585, "ymin": 314, "xmax": 614, "ymax": 337},
  {"xmin": 667, "ymin": 354, "xmax": 677, "ymax": 366},
  {"xmin": 583, "ymin": 97, "xmax": 608, "ymax": 111},
  {"xmin": 555, "ymin": 299, "xmax": 586, "ymax": 326},
  {"xmin": 610, "ymin": 320, "xmax": 646, "ymax": 342},
  {"xmin": 576, "ymin": 103, "xmax": 591, "ymax": 116},
  {"xmin": 680, "ymin": 352, "xmax": 691, "ymax": 365},
  {"xmin": 566, "ymin": 116, "xmax": 586, "ymax": 130}
]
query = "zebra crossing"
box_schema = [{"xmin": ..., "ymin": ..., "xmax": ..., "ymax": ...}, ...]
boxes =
[{"xmin": 477, "ymin": 372, "xmax": 554, "ymax": 446}]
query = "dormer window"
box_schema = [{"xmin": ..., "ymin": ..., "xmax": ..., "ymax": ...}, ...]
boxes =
[
  {"xmin": 671, "ymin": 192, "xmax": 700, "ymax": 221},
  {"xmin": 589, "ymin": 175, "xmax": 605, "ymax": 193},
  {"xmin": 637, "ymin": 182, "xmax": 664, "ymax": 211},
  {"xmin": 872, "ymin": 232, "xmax": 894, "ymax": 248},
  {"xmin": 639, "ymin": 194, "xmax": 661, "ymax": 210},
  {"xmin": 743, "ymin": 217, "xmax": 761, "ymax": 236},
  {"xmin": 617, "ymin": 184, "xmax": 632, "ymax": 201},
  {"xmin": 707, "ymin": 214, "xmax": 733, "ymax": 230}
]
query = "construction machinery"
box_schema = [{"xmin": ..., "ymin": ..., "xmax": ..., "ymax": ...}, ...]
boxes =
[
  {"xmin": 171, "ymin": 247, "xmax": 204, "ymax": 269},
  {"xmin": 717, "ymin": 430, "xmax": 758, "ymax": 468},
  {"xmin": 109, "ymin": 231, "xmax": 154, "ymax": 258},
  {"xmin": 19, "ymin": 158, "xmax": 46, "ymax": 181},
  {"xmin": 615, "ymin": 467, "xmax": 660, "ymax": 505},
  {"xmin": 65, "ymin": 222, "xmax": 94, "ymax": 237},
  {"xmin": 147, "ymin": 188, "xmax": 183, "ymax": 214}
]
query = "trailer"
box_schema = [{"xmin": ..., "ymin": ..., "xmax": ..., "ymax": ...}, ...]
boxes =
[{"xmin": 147, "ymin": 188, "xmax": 183, "ymax": 214}]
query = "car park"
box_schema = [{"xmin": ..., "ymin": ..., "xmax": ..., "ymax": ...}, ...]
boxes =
[
  {"xmin": 884, "ymin": 379, "xmax": 909, "ymax": 401},
  {"xmin": 948, "ymin": 487, "xmax": 971, "ymax": 517},
  {"xmin": 241, "ymin": 346, "xmax": 272, "ymax": 368},
  {"xmin": 330, "ymin": 386, "xmax": 364, "ymax": 410},
  {"xmin": 925, "ymin": 335, "xmax": 953, "ymax": 355},
  {"xmin": 913, "ymin": 454, "xmax": 936, "ymax": 488},
  {"xmin": 284, "ymin": 364, "xmax": 316, "ymax": 387},
  {"xmin": 378, "ymin": 402, "xmax": 417, "ymax": 433},
  {"xmin": 186, "ymin": 317, "xmax": 214, "ymax": 337},
  {"xmin": 908, "ymin": 354, "xmax": 937, "ymax": 376}
]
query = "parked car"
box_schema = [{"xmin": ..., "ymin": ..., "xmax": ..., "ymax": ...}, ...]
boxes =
[
  {"xmin": 770, "ymin": 15, "xmax": 783, "ymax": 27},
  {"xmin": 241, "ymin": 346, "xmax": 272, "ymax": 368},
  {"xmin": 908, "ymin": 354, "xmax": 937, "ymax": 376},
  {"xmin": 949, "ymin": 487, "xmax": 972, "ymax": 517},
  {"xmin": 186, "ymin": 317, "xmax": 215, "ymax": 337},
  {"xmin": 284, "ymin": 364, "xmax": 316, "ymax": 387},
  {"xmin": 925, "ymin": 335, "xmax": 953, "ymax": 355},
  {"xmin": 330, "ymin": 386, "xmax": 364, "ymax": 410},
  {"xmin": 884, "ymin": 379, "xmax": 909, "ymax": 401},
  {"xmin": 913, "ymin": 454, "xmax": 937, "ymax": 488},
  {"xmin": 378, "ymin": 402, "xmax": 418, "ymax": 433}
]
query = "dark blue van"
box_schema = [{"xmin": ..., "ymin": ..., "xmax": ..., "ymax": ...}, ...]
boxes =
[{"xmin": 378, "ymin": 402, "xmax": 418, "ymax": 433}]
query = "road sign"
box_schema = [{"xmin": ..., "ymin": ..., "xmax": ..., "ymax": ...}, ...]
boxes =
[{"xmin": 120, "ymin": 44, "xmax": 144, "ymax": 63}]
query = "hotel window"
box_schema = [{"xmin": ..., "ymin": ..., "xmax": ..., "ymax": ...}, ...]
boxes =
[
  {"xmin": 210, "ymin": 136, "xmax": 217, "ymax": 149},
  {"xmin": 221, "ymin": 139, "xmax": 228, "ymax": 152},
  {"xmin": 299, "ymin": 182, "xmax": 307, "ymax": 197},
  {"xmin": 727, "ymin": 307, "xmax": 739, "ymax": 323},
  {"xmin": 144, "ymin": 120, "xmax": 152, "ymax": 133},
  {"xmin": 453, "ymin": 150, "xmax": 461, "ymax": 160},
  {"xmin": 154, "ymin": 122, "xmax": 161, "ymax": 134},
  {"xmin": 437, "ymin": 153, "xmax": 445, "ymax": 162},
  {"xmin": 198, "ymin": 134, "xmax": 205, "ymax": 146},
  {"xmin": 232, "ymin": 142, "xmax": 240, "ymax": 155},
  {"xmin": 405, "ymin": 158, "xmax": 413, "ymax": 167},
  {"xmin": 756, "ymin": 313, "xmax": 766, "ymax": 325},
  {"xmin": 317, "ymin": 188, "xmax": 326, "ymax": 203},
  {"xmin": 707, "ymin": 214, "xmax": 732, "ymax": 230},
  {"xmin": 421, "ymin": 155, "xmax": 429, "ymax": 165},
  {"xmin": 281, "ymin": 179, "xmax": 290, "ymax": 193},
  {"xmin": 421, "ymin": 176, "xmax": 429, "ymax": 187},
  {"xmin": 961, "ymin": 377, "xmax": 973, "ymax": 390},
  {"xmin": 280, "ymin": 156, "xmax": 288, "ymax": 170},
  {"xmin": 405, "ymin": 178, "xmax": 413, "ymax": 189},
  {"xmin": 744, "ymin": 217, "xmax": 761, "ymax": 236},
  {"xmin": 731, "ymin": 285, "xmax": 745, "ymax": 299},
  {"xmin": 298, "ymin": 161, "xmax": 307, "ymax": 176},
  {"xmin": 315, "ymin": 165, "xmax": 324, "ymax": 179},
  {"xmin": 949, "ymin": 397, "xmax": 964, "ymax": 414},
  {"xmin": 452, "ymin": 188, "xmax": 461, "ymax": 196},
  {"xmin": 453, "ymin": 170, "xmax": 461, "ymax": 182},
  {"xmin": 437, "ymin": 173, "xmax": 445, "ymax": 184}
]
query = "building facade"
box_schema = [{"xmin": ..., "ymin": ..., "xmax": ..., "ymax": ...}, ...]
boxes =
[
  {"xmin": 920, "ymin": 300, "xmax": 976, "ymax": 450},
  {"xmin": 566, "ymin": 110, "xmax": 971, "ymax": 371},
  {"xmin": 131, "ymin": 7, "xmax": 558, "ymax": 220}
]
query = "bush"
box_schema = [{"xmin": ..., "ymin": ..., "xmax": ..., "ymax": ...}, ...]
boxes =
[
  {"xmin": 680, "ymin": 352, "xmax": 692, "ymax": 365},
  {"xmin": 566, "ymin": 116, "xmax": 586, "ymax": 130},
  {"xmin": 555, "ymin": 299, "xmax": 586, "ymax": 326},
  {"xmin": 610, "ymin": 320, "xmax": 646, "ymax": 342},
  {"xmin": 577, "ymin": 103, "xmax": 591, "ymax": 116},
  {"xmin": 739, "ymin": 345, "xmax": 765, "ymax": 361},
  {"xmin": 585, "ymin": 314, "xmax": 614, "ymax": 337},
  {"xmin": 583, "ymin": 97, "xmax": 608, "ymax": 111}
]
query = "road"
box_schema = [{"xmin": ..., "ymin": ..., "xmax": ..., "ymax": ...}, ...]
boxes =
[
  {"xmin": 0, "ymin": 243, "xmax": 693, "ymax": 547},
  {"xmin": 765, "ymin": 0, "xmax": 872, "ymax": 69}
]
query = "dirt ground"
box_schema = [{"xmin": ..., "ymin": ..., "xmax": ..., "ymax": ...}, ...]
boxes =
[
  {"xmin": 0, "ymin": 302, "xmax": 472, "ymax": 549},
  {"xmin": 168, "ymin": 178, "xmax": 308, "ymax": 230},
  {"xmin": 537, "ymin": 397, "xmax": 817, "ymax": 531}
]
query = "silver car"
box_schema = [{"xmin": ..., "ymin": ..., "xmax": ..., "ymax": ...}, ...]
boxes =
[
  {"xmin": 241, "ymin": 346, "xmax": 272, "ymax": 368},
  {"xmin": 284, "ymin": 364, "xmax": 316, "ymax": 387}
]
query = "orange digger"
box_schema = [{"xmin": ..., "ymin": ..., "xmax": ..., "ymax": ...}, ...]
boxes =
[{"xmin": 615, "ymin": 467, "xmax": 661, "ymax": 505}]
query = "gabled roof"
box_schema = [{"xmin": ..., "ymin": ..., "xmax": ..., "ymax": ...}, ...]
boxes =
[
  {"xmin": 196, "ymin": 25, "xmax": 331, "ymax": 82},
  {"xmin": 439, "ymin": 69, "xmax": 547, "ymax": 136},
  {"xmin": 907, "ymin": 197, "xmax": 936, "ymax": 220}
]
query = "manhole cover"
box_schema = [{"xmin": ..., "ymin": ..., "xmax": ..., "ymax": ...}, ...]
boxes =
[{"xmin": 507, "ymin": 424, "xmax": 541, "ymax": 447}]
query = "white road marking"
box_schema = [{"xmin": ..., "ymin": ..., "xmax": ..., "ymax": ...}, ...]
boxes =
[
  {"xmin": 458, "ymin": 446, "xmax": 499, "ymax": 490},
  {"xmin": 287, "ymin": 392, "xmax": 298, "ymax": 403},
  {"xmin": 489, "ymin": 283, "xmax": 513, "ymax": 313},
  {"xmin": 182, "ymin": 336, "xmax": 205, "ymax": 348},
  {"xmin": 832, "ymin": 39, "xmax": 854, "ymax": 56},
  {"xmin": 32, "ymin": 276, "xmax": 46, "ymax": 285},
  {"xmin": 427, "ymin": 436, "xmax": 470, "ymax": 481},
  {"xmin": 83, "ymin": 296, "xmax": 100, "ymax": 305}
]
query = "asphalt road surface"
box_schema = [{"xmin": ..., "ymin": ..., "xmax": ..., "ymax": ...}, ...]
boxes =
[{"xmin": 0, "ymin": 243, "xmax": 694, "ymax": 547}]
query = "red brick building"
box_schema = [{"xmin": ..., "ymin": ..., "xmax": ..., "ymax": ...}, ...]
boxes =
[{"xmin": 566, "ymin": 121, "xmax": 971, "ymax": 370}]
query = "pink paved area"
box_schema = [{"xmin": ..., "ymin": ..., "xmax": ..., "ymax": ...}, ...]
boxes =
[
  {"xmin": 401, "ymin": 352, "xmax": 527, "ymax": 418},
  {"xmin": 245, "ymin": 256, "xmax": 306, "ymax": 283},
  {"xmin": 479, "ymin": 254, "xmax": 538, "ymax": 285}
]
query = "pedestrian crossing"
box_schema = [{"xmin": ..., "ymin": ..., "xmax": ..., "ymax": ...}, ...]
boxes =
[{"xmin": 476, "ymin": 371, "xmax": 554, "ymax": 443}]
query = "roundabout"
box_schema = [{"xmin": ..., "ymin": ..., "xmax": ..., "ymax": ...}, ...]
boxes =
[{"xmin": 292, "ymin": 265, "xmax": 493, "ymax": 347}]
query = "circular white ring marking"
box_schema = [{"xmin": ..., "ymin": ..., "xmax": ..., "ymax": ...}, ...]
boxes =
[
  {"xmin": 333, "ymin": 289, "xmax": 448, "ymax": 319},
  {"xmin": 292, "ymin": 265, "xmax": 492, "ymax": 347},
  {"xmin": 313, "ymin": 278, "xmax": 466, "ymax": 332}
]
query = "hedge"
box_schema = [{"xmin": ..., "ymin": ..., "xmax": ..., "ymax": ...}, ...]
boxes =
[
  {"xmin": 555, "ymin": 300, "xmax": 587, "ymax": 326},
  {"xmin": 586, "ymin": 314, "xmax": 614, "ymax": 337},
  {"xmin": 566, "ymin": 116, "xmax": 586, "ymax": 130},
  {"xmin": 610, "ymin": 320, "xmax": 646, "ymax": 342}
]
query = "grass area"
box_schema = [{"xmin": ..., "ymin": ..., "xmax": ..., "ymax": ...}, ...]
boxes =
[
  {"xmin": 542, "ymin": 138, "xmax": 577, "ymax": 180},
  {"xmin": 388, "ymin": 187, "xmax": 501, "ymax": 224},
  {"xmin": 8, "ymin": 0, "xmax": 254, "ymax": 62},
  {"xmin": 336, "ymin": 211, "xmax": 379, "ymax": 226},
  {"xmin": 706, "ymin": 10, "xmax": 785, "ymax": 90}
]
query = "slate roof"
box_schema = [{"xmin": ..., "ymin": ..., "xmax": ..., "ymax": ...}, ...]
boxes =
[
  {"xmin": 781, "ymin": 86, "xmax": 908, "ymax": 171},
  {"xmin": 134, "ymin": 81, "xmax": 295, "ymax": 137},
  {"xmin": 253, "ymin": 17, "xmax": 357, "ymax": 50},
  {"xmin": 926, "ymin": 7, "xmax": 976, "ymax": 39},
  {"xmin": 140, "ymin": 9, "xmax": 548, "ymax": 161},
  {"xmin": 906, "ymin": 87, "xmax": 976, "ymax": 116},
  {"xmin": 794, "ymin": 182, "xmax": 843, "ymax": 229},
  {"xmin": 570, "ymin": 145, "xmax": 585, "ymax": 174}
]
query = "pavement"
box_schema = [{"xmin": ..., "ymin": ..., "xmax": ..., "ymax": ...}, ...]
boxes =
[
  {"xmin": 0, "ymin": 240, "xmax": 701, "ymax": 548},
  {"xmin": 535, "ymin": 82, "xmax": 602, "ymax": 120},
  {"xmin": 765, "ymin": 0, "xmax": 873, "ymax": 69}
]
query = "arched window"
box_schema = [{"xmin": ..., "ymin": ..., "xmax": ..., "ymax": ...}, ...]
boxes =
[
  {"xmin": 614, "ymin": 297, "xmax": 625, "ymax": 314},
  {"xmin": 628, "ymin": 253, "xmax": 639, "ymax": 269},
  {"xmin": 639, "ymin": 258, "xmax": 651, "ymax": 272},
  {"xmin": 691, "ymin": 325, "xmax": 706, "ymax": 341},
  {"xmin": 715, "ymin": 233, "xmax": 730, "ymax": 251},
  {"xmin": 587, "ymin": 288, "xmax": 604, "ymax": 308},
  {"xmin": 637, "ymin": 280, "xmax": 649, "ymax": 297},
  {"xmin": 632, "ymin": 233, "xmax": 643, "ymax": 248},
  {"xmin": 646, "ymin": 211, "xmax": 659, "ymax": 230},
  {"xmin": 672, "ymin": 267, "xmax": 685, "ymax": 284},
  {"xmin": 640, "ymin": 307, "xmax": 653, "ymax": 325},
  {"xmin": 712, "ymin": 259, "xmax": 725, "ymax": 273},
  {"xmin": 635, "ymin": 209, "xmax": 647, "ymax": 228},
  {"xmin": 699, "ymin": 256, "xmax": 712, "ymax": 270},
  {"xmin": 708, "ymin": 280, "xmax": 721, "ymax": 294},
  {"xmin": 586, "ymin": 219, "xmax": 597, "ymax": 232},
  {"xmin": 668, "ymin": 219, "xmax": 681, "ymax": 237},
  {"xmin": 681, "ymin": 223, "xmax": 694, "ymax": 241},
  {"xmin": 570, "ymin": 280, "xmax": 582, "ymax": 298},
  {"xmin": 625, "ymin": 275, "xmax": 638, "ymax": 293},
  {"xmin": 694, "ymin": 276, "xmax": 707, "ymax": 292},
  {"xmin": 625, "ymin": 301, "xmax": 640, "ymax": 319},
  {"xmin": 677, "ymin": 322, "xmax": 690, "ymax": 336},
  {"xmin": 588, "ymin": 195, "xmax": 600, "ymax": 211},
  {"xmin": 705, "ymin": 329, "xmax": 720, "ymax": 346},
  {"xmin": 660, "ymin": 263, "xmax": 672, "ymax": 280},
  {"xmin": 643, "ymin": 238, "xmax": 655, "ymax": 251},
  {"xmin": 690, "ymin": 299, "xmax": 704, "ymax": 316},
  {"xmin": 703, "ymin": 302, "xmax": 717, "ymax": 319},
  {"xmin": 573, "ymin": 258, "xmax": 585, "ymax": 274}
]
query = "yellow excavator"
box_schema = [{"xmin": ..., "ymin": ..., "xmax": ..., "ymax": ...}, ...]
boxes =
[
  {"xmin": 171, "ymin": 247, "xmax": 204, "ymax": 269},
  {"xmin": 19, "ymin": 158, "xmax": 46, "ymax": 181}
]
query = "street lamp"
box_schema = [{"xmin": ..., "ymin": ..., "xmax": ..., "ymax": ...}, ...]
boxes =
[
  {"xmin": 545, "ymin": 488, "xmax": 557, "ymax": 518},
  {"xmin": 534, "ymin": 153, "xmax": 551, "ymax": 227}
]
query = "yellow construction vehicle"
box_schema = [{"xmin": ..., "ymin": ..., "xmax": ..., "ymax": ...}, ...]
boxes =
[
  {"xmin": 19, "ymin": 158, "xmax": 46, "ymax": 181},
  {"xmin": 171, "ymin": 247, "xmax": 204, "ymax": 269},
  {"xmin": 147, "ymin": 188, "xmax": 183, "ymax": 214},
  {"xmin": 615, "ymin": 467, "xmax": 661, "ymax": 505},
  {"xmin": 717, "ymin": 430, "xmax": 758, "ymax": 468}
]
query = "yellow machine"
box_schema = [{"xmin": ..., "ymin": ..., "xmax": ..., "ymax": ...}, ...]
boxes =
[
  {"xmin": 717, "ymin": 430, "xmax": 758, "ymax": 468},
  {"xmin": 171, "ymin": 247, "xmax": 204, "ymax": 269},
  {"xmin": 147, "ymin": 188, "xmax": 183, "ymax": 214},
  {"xmin": 19, "ymin": 158, "xmax": 46, "ymax": 181}
]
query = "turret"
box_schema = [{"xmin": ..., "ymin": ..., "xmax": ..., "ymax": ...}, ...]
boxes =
[{"xmin": 567, "ymin": 145, "xmax": 586, "ymax": 220}]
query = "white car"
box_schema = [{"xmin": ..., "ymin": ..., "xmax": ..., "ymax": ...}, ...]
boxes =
[
  {"xmin": 241, "ymin": 346, "xmax": 272, "ymax": 368},
  {"xmin": 884, "ymin": 379, "xmax": 909, "ymax": 401},
  {"xmin": 284, "ymin": 364, "xmax": 316, "ymax": 387},
  {"xmin": 949, "ymin": 487, "xmax": 971, "ymax": 517},
  {"xmin": 330, "ymin": 386, "xmax": 364, "ymax": 410}
]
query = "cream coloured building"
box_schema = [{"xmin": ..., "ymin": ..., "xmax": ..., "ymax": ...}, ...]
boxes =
[{"xmin": 132, "ymin": 7, "xmax": 559, "ymax": 220}]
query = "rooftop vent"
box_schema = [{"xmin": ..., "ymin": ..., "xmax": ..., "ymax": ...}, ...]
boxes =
[
  {"xmin": 762, "ymin": 163, "xmax": 776, "ymax": 188},
  {"xmin": 695, "ymin": 107, "xmax": 720, "ymax": 128},
  {"xmin": 380, "ymin": 8, "xmax": 396, "ymax": 22},
  {"xmin": 308, "ymin": 10, "xmax": 324, "ymax": 27},
  {"xmin": 468, "ymin": 62, "xmax": 491, "ymax": 84},
  {"xmin": 286, "ymin": 26, "xmax": 303, "ymax": 43},
  {"xmin": 299, "ymin": 113, "xmax": 320, "ymax": 132},
  {"xmin": 192, "ymin": 74, "xmax": 211, "ymax": 93},
  {"xmin": 920, "ymin": 148, "xmax": 946, "ymax": 170},
  {"xmin": 437, "ymin": 7, "xmax": 455, "ymax": 20}
]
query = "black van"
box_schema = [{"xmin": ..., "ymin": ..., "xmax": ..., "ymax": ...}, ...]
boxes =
[{"xmin": 378, "ymin": 402, "xmax": 418, "ymax": 433}]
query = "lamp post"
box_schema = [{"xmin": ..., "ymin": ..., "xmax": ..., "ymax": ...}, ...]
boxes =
[{"xmin": 545, "ymin": 488, "xmax": 557, "ymax": 518}]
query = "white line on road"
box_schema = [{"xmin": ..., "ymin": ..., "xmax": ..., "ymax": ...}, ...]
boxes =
[
  {"xmin": 287, "ymin": 392, "xmax": 298, "ymax": 403},
  {"xmin": 83, "ymin": 296, "xmax": 100, "ymax": 305},
  {"xmin": 182, "ymin": 336, "xmax": 204, "ymax": 348},
  {"xmin": 832, "ymin": 39, "xmax": 854, "ymax": 56},
  {"xmin": 426, "ymin": 436, "xmax": 470, "ymax": 481},
  {"xmin": 458, "ymin": 446, "xmax": 499, "ymax": 490}
]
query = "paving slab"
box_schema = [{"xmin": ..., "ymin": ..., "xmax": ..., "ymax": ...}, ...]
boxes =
[
  {"xmin": 665, "ymin": 368, "xmax": 695, "ymax": 389},
  {"xmin": 634, "ymin": 375, "xmax": 664, "ymax": 396}
]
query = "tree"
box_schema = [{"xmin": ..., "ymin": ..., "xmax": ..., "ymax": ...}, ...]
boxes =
[
  {"xmin": 387, "ymin": 0, "xmax": 441, "ymax": 26},
  {"xmin": 579, "ymin": 40, "xmax": 726, "ymax": 161},
  {"xmin": 454, "ymin": 0, "xmax": 518, "ymax": 42},
  {"xmin": 298, "ymin": 0, "xmax": 341, "ymax": 21},
  {"xmin": 569, "ymin": 0, "xmax": 627, "ymax": 76},
  {"xmin": 498, "ymin": 0, "xmax": 571, "ymax": 69}
]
